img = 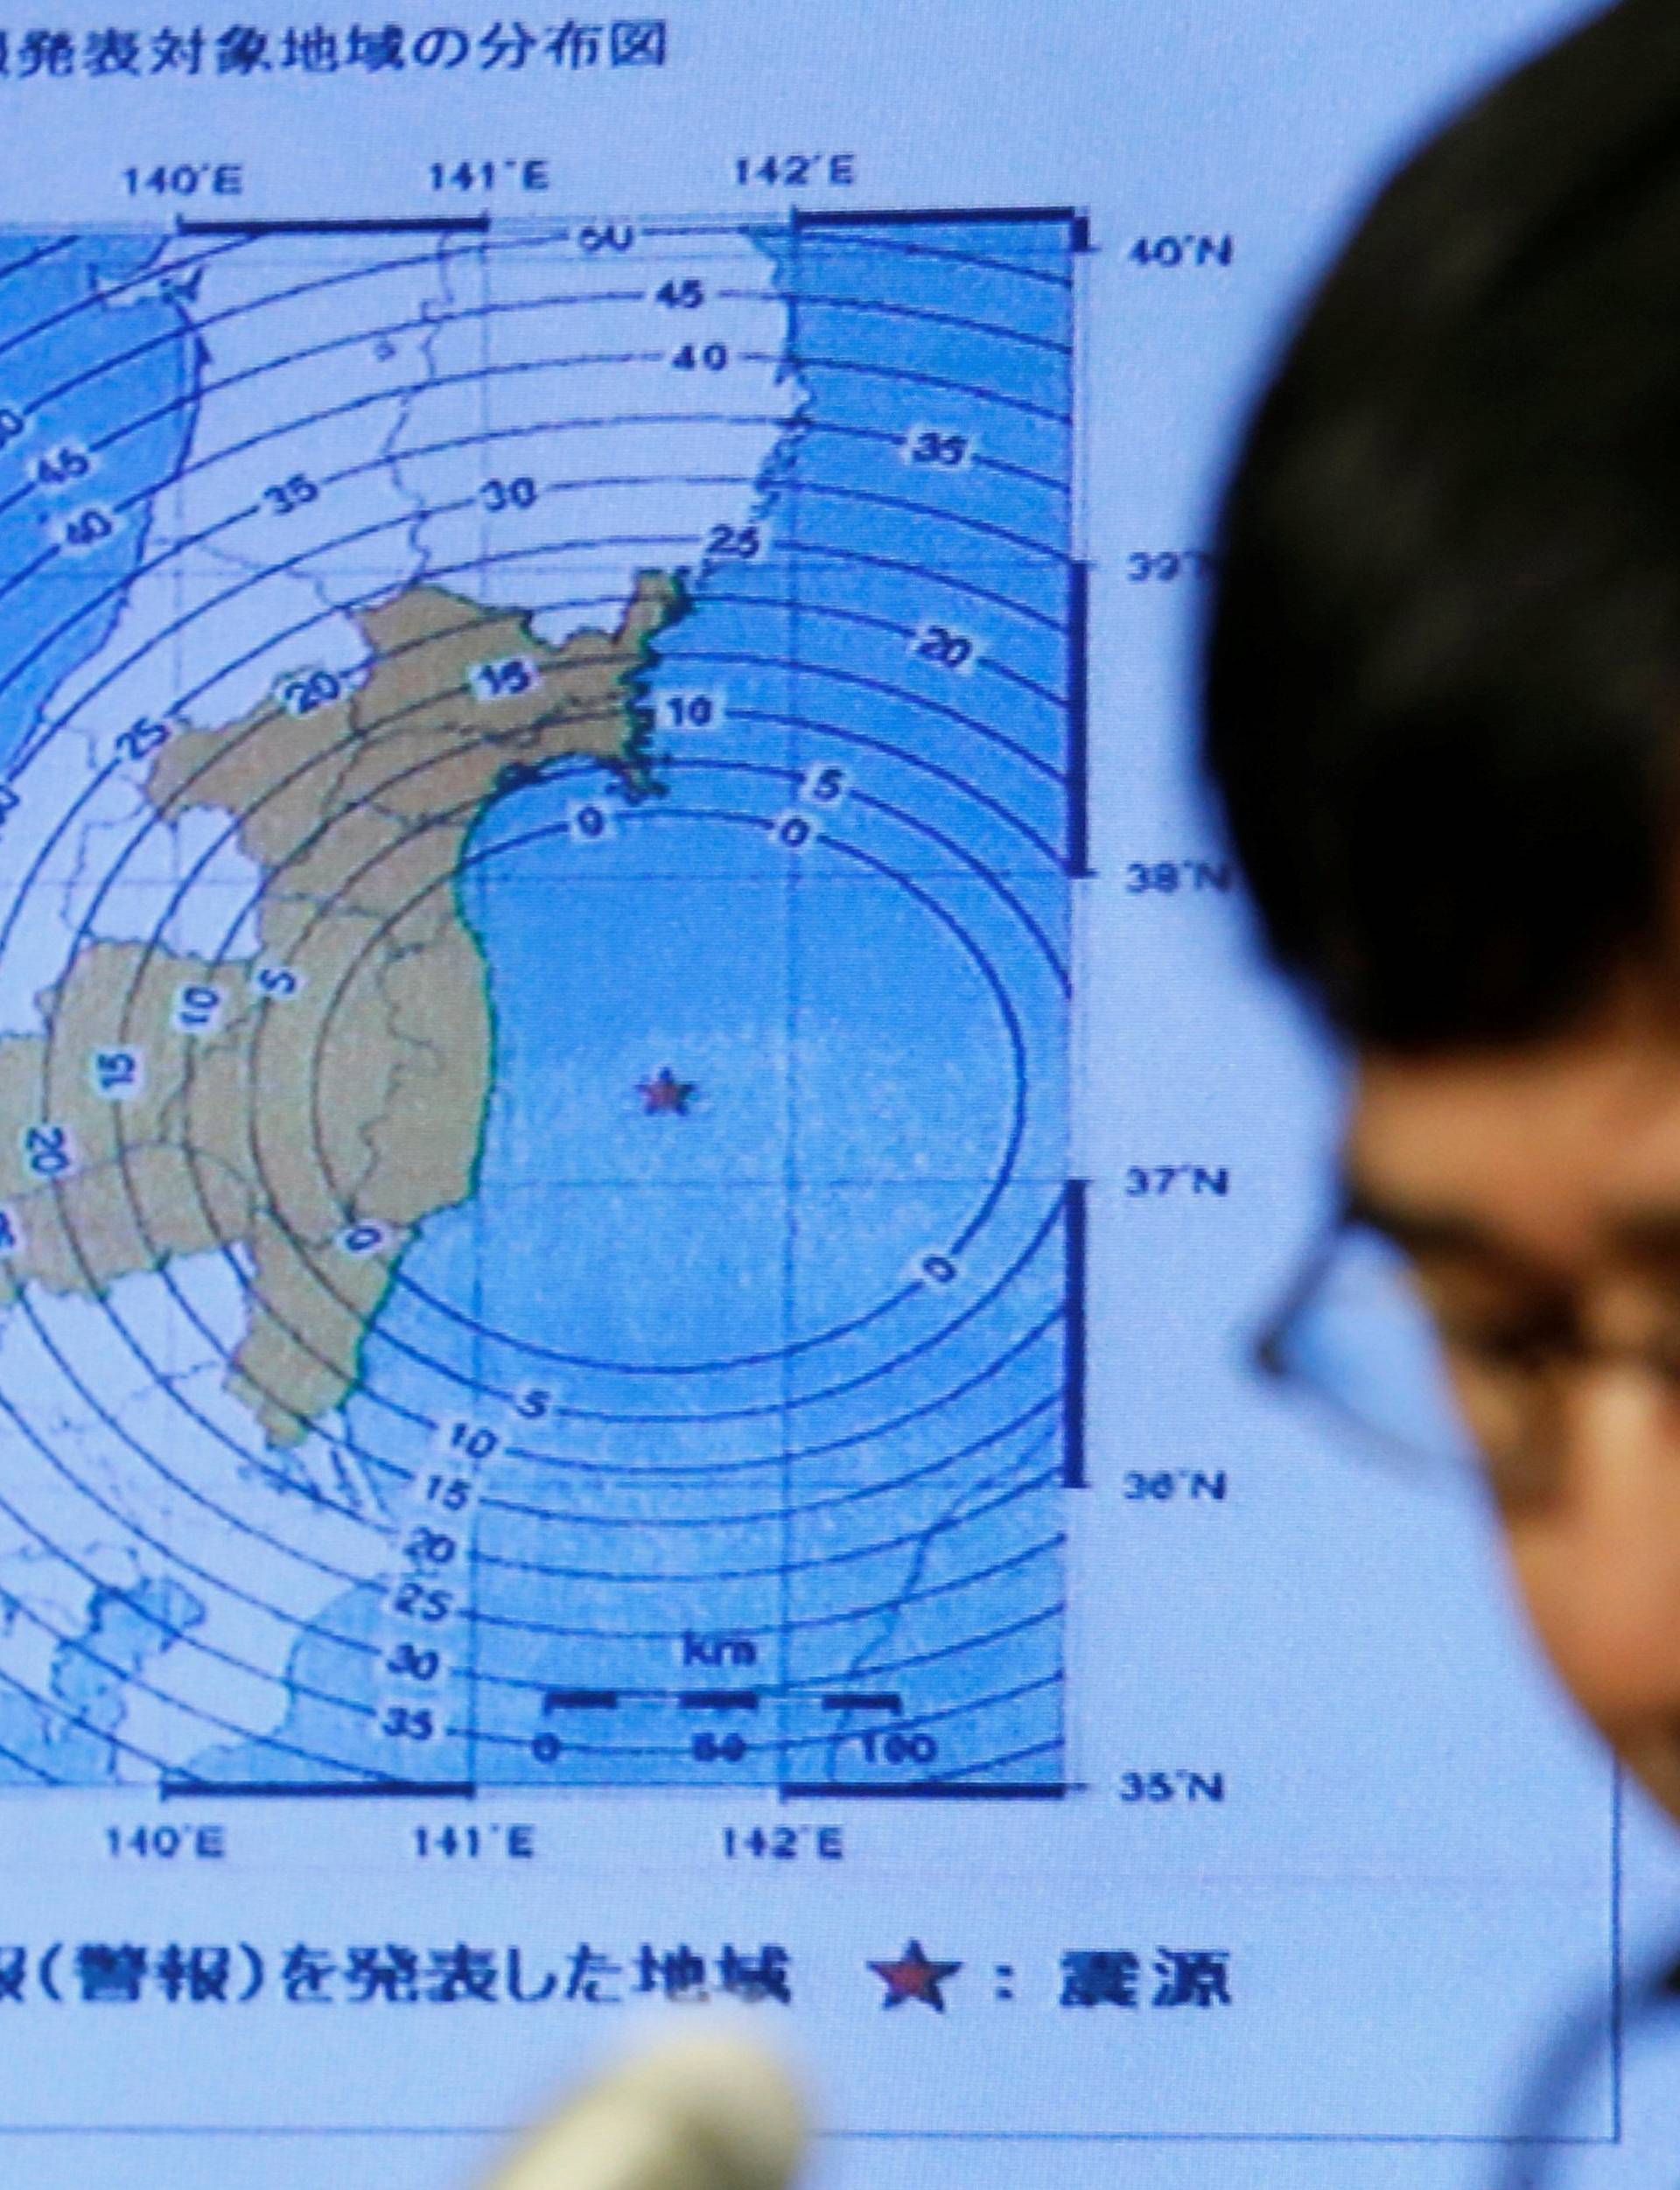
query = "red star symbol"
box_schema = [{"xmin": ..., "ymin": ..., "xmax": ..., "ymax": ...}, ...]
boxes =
[
  {"xmin": 638, "ymin": 1067, "xmax": 697, "ymax": 1116},
  {"xmin": 868, "ymin": 1940, "xmax": 962, "ymax": 2012}
]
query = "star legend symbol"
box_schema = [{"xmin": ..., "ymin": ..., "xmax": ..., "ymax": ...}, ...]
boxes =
[
  {"xmin": 637, "ymin": 1066, "xmax": 697, "ymax": 1116},
  {"xmin": 868, "ymin": 1940, "xmax": 962, "ymax": 2012}
]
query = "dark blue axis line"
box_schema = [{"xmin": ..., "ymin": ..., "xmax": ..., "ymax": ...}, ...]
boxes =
[
  {"xmin": 0, "ymin": 1618, "xmax": 193, "ymax": 1788},
  {"xmin": 178, "ymin": 218, "xmax": 490, "ymax": 236},
  {"xmin": 804, "ymin": 1427, "xmax": 1064, "ymax": 1754},
  {"xmin": 0, "ymin": 240, "xmax": 1070, "ymax": 770},
  {"xmin": 783, "ymin": 1780, "xmax": 1062, "ymax": 1799},
  {"xmin": 793, "ymin": 205, "xmax": 1077, "ymax": 233},
  {"xmin": 942, "ymin": 1735, "xmax": 1066, "ymax": 1780},
  {"xmin": 784, "ymin": 1738, "xmax": 1068, "ymax": 1798},
  {"xmin": 160, "ymin": 1778, "xmax": 474, "ymax": 1799},
  {"xmin": 0, "ymin": 219, "xmax": 796, "ymax": 543},
  {"xmin": 811, "ymin": 1673, "xmax": 1067, "ymax": 1781},
  {"xmin": 263, "ymin": 1501, "xmax": 1053, "ymax": 1753},
  {"xmin": 928, "ymin": 1736, "xmax": 1067, "ymax": 1787}
]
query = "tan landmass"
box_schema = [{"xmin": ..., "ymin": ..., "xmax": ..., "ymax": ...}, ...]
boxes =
[{"xmin": 0, "ymin": 575, "xmax": 681, "ymax": 1443}]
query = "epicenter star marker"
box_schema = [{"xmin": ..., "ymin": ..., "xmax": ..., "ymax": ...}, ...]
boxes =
[
  {"xmin": 639, "ymin": 1066, "xmax": 698, "ymax": 1116},
  {"xmin": 868, "ymin": 1939, "xmax": 962, "ymax": 2012}
]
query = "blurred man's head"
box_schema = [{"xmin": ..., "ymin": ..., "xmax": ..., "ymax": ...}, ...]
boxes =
[{"xmin": 1204, "ymin": 0, "xmax": 1680, "ymax": 1818}]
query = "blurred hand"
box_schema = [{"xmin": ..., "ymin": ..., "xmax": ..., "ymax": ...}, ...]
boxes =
[{"xmin": 484, "ymin": 2034, "xmax": 807, "ymax": 2190}]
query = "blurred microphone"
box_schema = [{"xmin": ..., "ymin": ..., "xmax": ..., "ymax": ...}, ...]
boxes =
[{"xmin": 486, "ymin": 2034, "xmax": 808, "ymax": 2190}]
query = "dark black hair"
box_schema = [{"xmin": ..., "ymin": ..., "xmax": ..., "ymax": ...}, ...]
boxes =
[{"xmin": 1204, "ymin": 0, "xmax": 1680, "ymax": 1050}]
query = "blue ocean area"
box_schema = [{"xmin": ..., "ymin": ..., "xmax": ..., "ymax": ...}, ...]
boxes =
[
  {"xmin": 0, "ymin": 233, "xmax": 198, "ymax": 780},
  {"xmin": 188, "ymin": 217, "xmax": 1075, "ymax": 1795}
]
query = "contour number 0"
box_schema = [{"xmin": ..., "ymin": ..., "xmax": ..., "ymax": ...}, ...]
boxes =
[{"xmin": 771, "ymin": 810, "xmax": 820, "ymax": 853}]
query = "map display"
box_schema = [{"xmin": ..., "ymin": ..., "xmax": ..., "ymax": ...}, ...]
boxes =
[
  {"xmin": 0, "ymin": 4, "xmax": 1670, "ymax": 2185},
  {"xmin": 0, "ymin": 214, "xmax": 1075, "ymax": 1795}
]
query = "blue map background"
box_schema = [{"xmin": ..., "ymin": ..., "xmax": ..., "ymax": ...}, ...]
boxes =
[{"xmin": 207, "ymin": 215, "xmax": 1077, "ymax": 1792}]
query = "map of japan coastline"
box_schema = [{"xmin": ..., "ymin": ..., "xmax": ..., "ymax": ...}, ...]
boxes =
[
  {"xmin": 0, "ymin": 570, "xmax": 683, "ymax": 1445},
  {"xmin": 0, "ymin": 214, "xmax": 1071, "ymax": 1799}
]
